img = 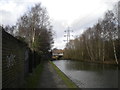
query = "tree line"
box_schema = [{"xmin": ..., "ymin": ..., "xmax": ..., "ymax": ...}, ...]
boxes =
[
  {"xmin": 64, "ymin": 1, "xmax": 120, "ymax": 65},
  {"xmin": 1, "ymin": 3, "xmax": 54, "ymax": 60}
]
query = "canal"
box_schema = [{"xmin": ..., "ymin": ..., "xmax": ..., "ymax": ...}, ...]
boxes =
[{"xmin": 53, "ymin": 60, "xmax": 119, "ymax": 88}]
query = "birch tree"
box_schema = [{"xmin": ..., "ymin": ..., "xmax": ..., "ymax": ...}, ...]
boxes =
[{"xmin": 16, "ymin": 3, "xmax": 54, "ymax": 54}]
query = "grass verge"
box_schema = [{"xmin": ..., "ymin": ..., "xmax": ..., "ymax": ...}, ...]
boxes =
[
  {"xmin": 24, "ymin": 61, "xmax": 44, "ymax": 88},
  {"xmin": 49, "ymin": 61, "xmax": 78, "ymax": 88}
]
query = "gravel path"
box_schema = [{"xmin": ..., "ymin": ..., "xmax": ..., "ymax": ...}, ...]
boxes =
[{"xmin": 37, "ymin": 61, "xmax": 67, "ymax": 88}]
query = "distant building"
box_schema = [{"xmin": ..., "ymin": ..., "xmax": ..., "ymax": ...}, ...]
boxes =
[{"xmin": 52, "ymin": 48, "xmax": 64, "ymax": 60}]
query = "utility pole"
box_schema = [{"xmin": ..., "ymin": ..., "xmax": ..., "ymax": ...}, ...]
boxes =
[{"xmin": 64, "ymin": 27, "xmax": 73, "ymax": 44}]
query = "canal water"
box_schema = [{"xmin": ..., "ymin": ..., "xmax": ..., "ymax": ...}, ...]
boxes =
[{"xmin": 53, "ymin": 60, "xmax": 119, "ymax": 88}]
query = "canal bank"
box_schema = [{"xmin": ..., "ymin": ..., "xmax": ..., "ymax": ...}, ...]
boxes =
[
  {"xmin": 23, "ymin": 60, "xmax": 78, "ymax": 88},
  {"xmin": 37, "ymin": 61, "xmax": 67, "ymax": 88},
  {"xmin": 37, "ymin": 60, "xmax": 78, "ymax": 88},
  {"xmin": 50, "ymin": 61, "xmax": 78, "ymax": 88}
]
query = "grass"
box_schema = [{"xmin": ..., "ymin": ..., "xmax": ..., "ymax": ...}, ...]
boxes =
[
  {"xmin": 49, "ymin": 61, "xmax": 78, "ymax": 88},
  {"xmin": 24, "ymin": 61, "xmax": 44, "ymax": 88}
]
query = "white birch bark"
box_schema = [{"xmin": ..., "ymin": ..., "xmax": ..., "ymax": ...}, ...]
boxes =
[{"xmin": 113, "ymin": 40, "xmax": 118, "ymax": 64}]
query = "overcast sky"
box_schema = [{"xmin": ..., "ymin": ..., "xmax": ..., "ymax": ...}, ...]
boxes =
[{"xmin": 0, "ymin": 0, "xmax": 119, "ymax": 49}]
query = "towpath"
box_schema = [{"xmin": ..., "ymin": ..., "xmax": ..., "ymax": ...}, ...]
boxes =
[{"xmin": 37, "ymin": 61, "xmax": 67, "ymax": 88}]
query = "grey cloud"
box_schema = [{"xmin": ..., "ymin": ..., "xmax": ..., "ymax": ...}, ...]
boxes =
[
  {"xmin": 0, "ymin": 10, "xmax": 14, "ymax": 25},
  {"xmin": 71, "ymin": 13, "xmax": 104, "ymax": 35},
  {"xmin": 52, "ymin": 20, "xmax": 66, "ymax": 39}
]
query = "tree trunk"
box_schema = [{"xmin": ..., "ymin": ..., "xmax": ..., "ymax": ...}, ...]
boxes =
[
  {"xmin": 85, "ymin": 40, "xmax": 93, "ymax": 61},
  {"xmin": 98, "ymin": 41, "xmax": 101, "ymax": 61},
  {"xmin": 102, "ymin": 41, "xmax": 105, "ymax": 62},
  {"xmin": 89, "ymin": 41, "xmax": 94, "ymax": 61},
  {"xmin": 32, "ymin": 28, "xmax": 35, "ymax": 43},
  {"xmin": 113, "ymin": 40, "xmax": 118, "ymax": 64}
]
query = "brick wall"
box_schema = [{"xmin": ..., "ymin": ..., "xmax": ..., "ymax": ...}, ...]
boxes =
[{"xmin": 2, "ymin": 30, "xmax": 28, "ymax": 88}]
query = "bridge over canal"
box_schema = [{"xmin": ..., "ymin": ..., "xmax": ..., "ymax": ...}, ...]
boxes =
[{"xmin": 52, "ymin": 49, "xmax": 64, "ymax": 60}]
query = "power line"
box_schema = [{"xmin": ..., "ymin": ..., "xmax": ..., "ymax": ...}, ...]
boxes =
[{"xmin": 64, "ymin": 27, "xmax": 73, "ymax": 44}]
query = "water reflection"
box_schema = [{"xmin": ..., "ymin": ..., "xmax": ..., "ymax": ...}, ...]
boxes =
[
  {"xmin": 53, "ymin": 60, "xmax": 119, "ymax": 88},
  {"xmin": 64, "ymin": 60, "xmax": 118, "ymax": 71}
]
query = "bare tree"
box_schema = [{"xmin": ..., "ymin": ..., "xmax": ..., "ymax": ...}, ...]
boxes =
[
  {"xmin": 17, "ymin": 3, "xmax": 53, "ymax": 51},
  {"xmin": 16, "ymin": 3, "xmax": 54, "ymax": 58}
]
